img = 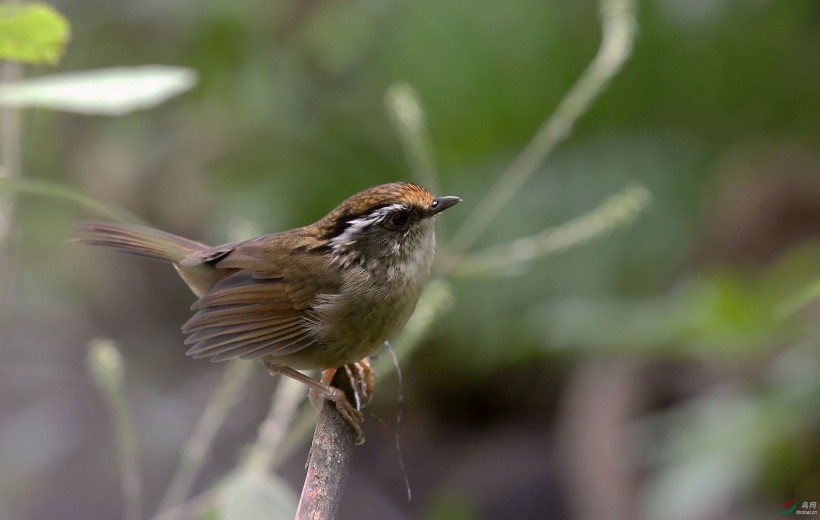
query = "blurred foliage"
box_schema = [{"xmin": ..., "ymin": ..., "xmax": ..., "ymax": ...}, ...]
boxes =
[
  {"xmin": 0, "ymin": 66, "xmax": 198, "ymax": 115},
  {"xmin": 0, "ymin": 3, "xmax": 69, "ymax": 64},
  {"xmin": 3, "ymin": 0, "xmax": 820, "ymax": 519},
  {"xmin": 534, "ymin": 245, "xmax": 820, "ymax": 357}
]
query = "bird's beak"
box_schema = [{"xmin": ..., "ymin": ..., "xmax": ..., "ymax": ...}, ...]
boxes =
[{"xmin": 430, "ymin": 196, "xmax": 461, "ymax": 215}]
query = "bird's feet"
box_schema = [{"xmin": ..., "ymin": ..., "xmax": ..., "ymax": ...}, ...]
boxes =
[
  {"xmin": 316, "ymin": 357, "xmax": 374, "ymax": 411},
  {"xmin": 265, "ymin": 361, "xmax": 370, "ymax": 445}
]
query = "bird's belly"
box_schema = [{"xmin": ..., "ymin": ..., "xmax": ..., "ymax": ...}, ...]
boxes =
[{"xmin": 288, "ymin": 276, "xmax": 423, "ymax": 370}]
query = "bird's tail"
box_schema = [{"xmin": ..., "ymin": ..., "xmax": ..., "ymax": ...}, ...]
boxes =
[{"xmin": 72, "ymin": 221, "xmax": 208, "ymax": 263}]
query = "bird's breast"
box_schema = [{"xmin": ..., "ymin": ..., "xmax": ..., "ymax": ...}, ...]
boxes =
[{"xmin": 302, "ymin": 262, "xmax": 428, "ymax": 368}]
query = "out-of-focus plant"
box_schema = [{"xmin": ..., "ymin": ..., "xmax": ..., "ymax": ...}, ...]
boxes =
[
  {"xmin": 1, "ymin": 5, "xmax": 200, "ymax": 519},
  {"xmin": 0, "ymin": 66, "xmax": 198, "ymax": 115},
  {"xmin": 0, "ymin": 2, "xmax": 69, "ymax": 253},
  {"xmin": 87, "ymin": 339, "xmax": 142, "ymax": 520},
  {"xmin": 532, "ymin": 242, "xmax": 820, "ymax": 519}
]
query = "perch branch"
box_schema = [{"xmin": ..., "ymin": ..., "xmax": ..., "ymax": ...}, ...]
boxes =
[{"xmin": 295, "ymin": 370, "xmax": 358, "ymax": 520}]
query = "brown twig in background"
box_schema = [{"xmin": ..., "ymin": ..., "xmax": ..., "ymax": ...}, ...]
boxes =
[{"xmin": 295, "ymin": 371, "xmax": 357, "ymax": 520}]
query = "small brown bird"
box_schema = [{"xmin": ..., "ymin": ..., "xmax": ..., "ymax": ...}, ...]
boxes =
[{"xmin": 75, "ymin": 182, "xmax": 460, "ymax": 443}]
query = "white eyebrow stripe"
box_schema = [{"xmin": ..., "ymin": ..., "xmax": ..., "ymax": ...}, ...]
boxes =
[{"xmin": 329, "ymin": 203, "xmax": 406, "ymax": 249}]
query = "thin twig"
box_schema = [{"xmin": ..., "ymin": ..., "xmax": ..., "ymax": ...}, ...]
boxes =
[
  {"xmin": 155, "ymin": 360, "xmax": 254, "ymax": 518},
  {"xmin": 295, "ymin": 371, "xmax": 357, "ymax": 520},
  {"xmin": 444, "ymin": 0, "xmax": 637, "ymax": 265}
]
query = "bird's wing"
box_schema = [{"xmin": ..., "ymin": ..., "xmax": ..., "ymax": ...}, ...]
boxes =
[{"xmin": 182, "ymin": 237, "xmax": 332, "ymax": 362}]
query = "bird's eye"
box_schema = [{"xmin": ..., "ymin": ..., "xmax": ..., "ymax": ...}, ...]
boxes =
[{"xmin": 389, "ymin": 210, "xmax": 410, "ymax": 229}]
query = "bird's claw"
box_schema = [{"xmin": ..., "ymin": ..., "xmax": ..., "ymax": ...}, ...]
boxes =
[{"xmin": 270, "ymin": 360, "xmax": 371, "ymax": 445}]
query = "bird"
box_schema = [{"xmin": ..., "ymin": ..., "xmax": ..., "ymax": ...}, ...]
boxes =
[{"xmin": 73, "ymin": 182, "xmax": 461, "ymax": 443}]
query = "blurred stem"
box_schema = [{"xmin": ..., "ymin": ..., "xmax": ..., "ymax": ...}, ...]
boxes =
[
  {"xmin": 270, "ymin": 400, "xmax": 320, "ymax": 468},
  {"xmin": 385, "ymin": 83, "xmax": 439, "ymax": 194},
  {"xmin": 453, "ymin": 184, "xmax": 651, "ymax": 277},
  {"xmin": 0, "ymin": 176, "xmax": 142, "ymax": 223},
  {"xmin": 155, "ymin": 360, "xmax": 254, "ymax": 518},
  {"xmin": 444, "ymin": 0, "xmax": 637, "ymax": 265},
  {"xmin": 0, "ymin": 60, "xmax": 21, "ymax": 233},
  {"xmin": 560, "ymin": 360, "xmax": 642, "ymax": 520},
  {"xmin": 87, "ymin": 339, "xmax": 143, "ymax": 520},
  {"xmin": 149, "ymin": 370, "xmax": 315, "ymax": 519},
  {"xmin": 0, "ymin": 61, "xmax": 22, "ymax": 354},
  {"xmin": 243, "ymin": 375, "xmax": 306, "ymax": 473}
]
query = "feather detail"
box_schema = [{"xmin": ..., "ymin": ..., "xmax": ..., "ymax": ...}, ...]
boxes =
[
  {"xmin": 182, "ymin": 268, "xmax": 321, "ymax": 362},
  {"xmin": 73, "ymin": 221, "xmax": 207, "ymax": 263}
]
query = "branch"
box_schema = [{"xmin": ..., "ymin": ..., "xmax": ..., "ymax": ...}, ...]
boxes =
[{"xmin": 295, "ymin": 371, "xmax": 357, "ymax": 520}]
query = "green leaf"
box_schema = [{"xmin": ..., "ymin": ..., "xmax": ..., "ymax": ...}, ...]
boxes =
[
  {"xmin": 220, "ymin": 471, "xmax": 297, "ymax": 520},
  {"xmin": 0, "ymin": 3, "xmax": 70, "ymax": 65},
  {"xmin": 0, "ymin": 66, "xmax": 198, "ymax": 115}
]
